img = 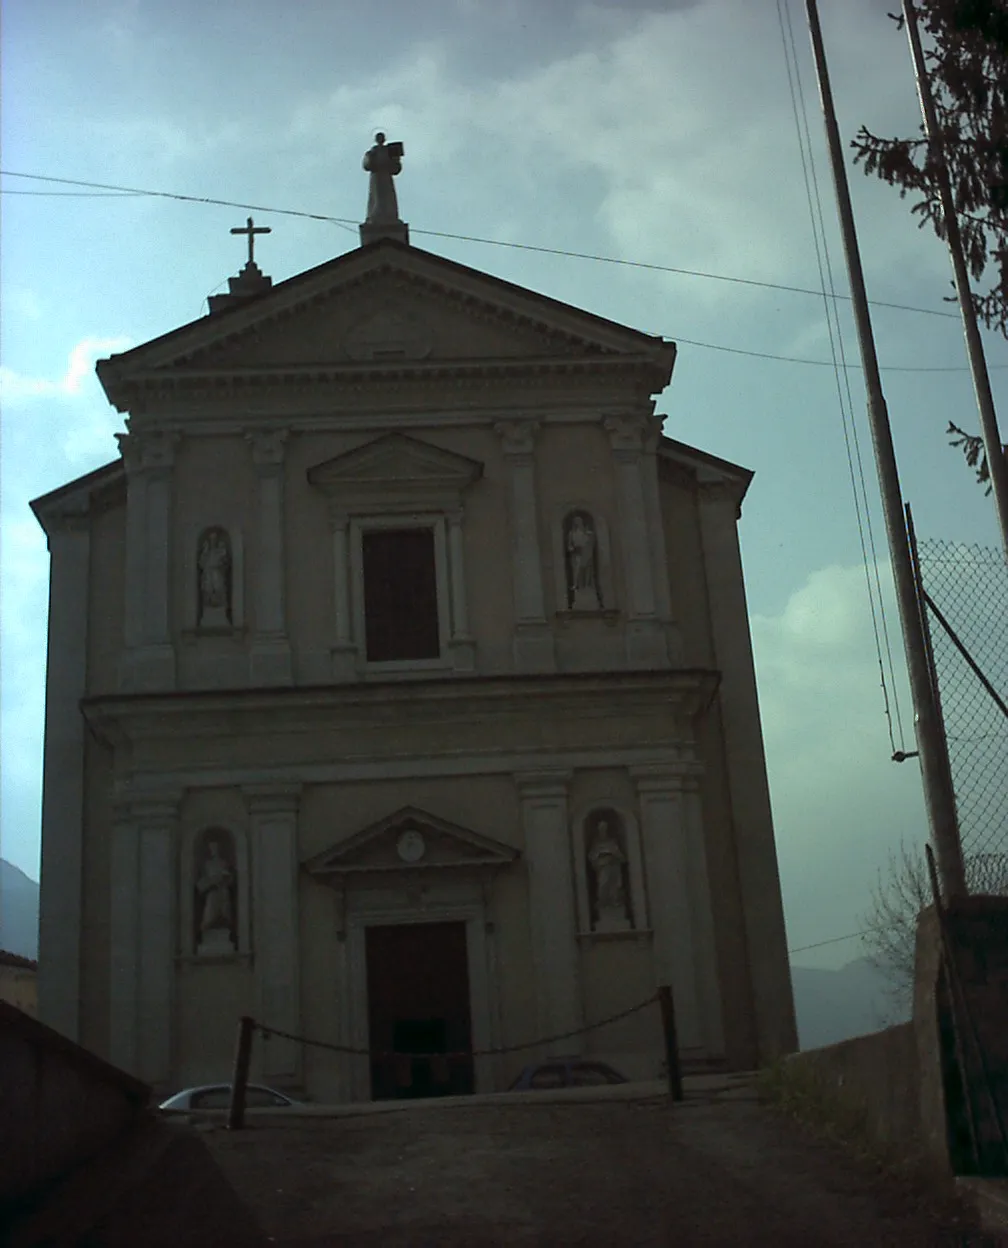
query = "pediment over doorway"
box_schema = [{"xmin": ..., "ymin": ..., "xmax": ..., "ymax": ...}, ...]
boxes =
[
  {"xmin": 307, "ymin": 432, "xmax": 483, "ymax": 512},
  {"xmin": 303, "ymin": 806, "xmax": 520, "ymax": 880}
]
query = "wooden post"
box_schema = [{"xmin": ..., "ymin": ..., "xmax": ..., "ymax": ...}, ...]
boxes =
[
  {"xmin": 658, "ymin": 985, "xmax": 683, "ymax": 1102},
  {"xmin": 227, "ymin": 1015, "xmax": 255, "ymax": 1131}
]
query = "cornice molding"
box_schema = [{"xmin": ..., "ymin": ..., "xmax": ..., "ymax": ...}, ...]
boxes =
[{"xmin": 105, "ymin": 353, "xmax": 670, "ymax": 409}]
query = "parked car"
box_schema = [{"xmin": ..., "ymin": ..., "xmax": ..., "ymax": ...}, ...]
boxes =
[
  {"xmin": 159, "ymin": 1083, "xmax": 302, "ymax": 1111},
  {"xmin": 508, "ymin": 1058, "xmax": 628, "ymax": 1091}
]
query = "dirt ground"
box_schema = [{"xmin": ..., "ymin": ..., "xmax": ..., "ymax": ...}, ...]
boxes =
[{"xmin": 201, "ymin": 1085, "xmax": 1001, "ymax": 1247}]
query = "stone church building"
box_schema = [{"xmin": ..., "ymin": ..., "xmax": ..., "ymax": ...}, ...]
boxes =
[{"xmin": 32, "ymin": 144, "xmax": 796, "ymax": 1101}]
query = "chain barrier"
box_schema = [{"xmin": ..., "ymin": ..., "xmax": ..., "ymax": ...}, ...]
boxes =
[
  {"xmin": 254, "ymin": 991, "xmax": 659, "ymax": 1062},
  {"xmin": 918, "ymin": 539, "xmax": 1008, "ymax": 891}
]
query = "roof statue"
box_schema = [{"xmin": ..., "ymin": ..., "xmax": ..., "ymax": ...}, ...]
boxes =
[{"xmin": 360, "ymin": 132, "xmax": 409, "ymax": 247}]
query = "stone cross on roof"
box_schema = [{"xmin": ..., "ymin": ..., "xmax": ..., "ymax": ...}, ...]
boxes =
[
  {"xmin": 208, "ymin": 216, "xmax": 273, "ymax": 315},
  {"xmin": 230, "ymin": 216, "xmax": 271, "ymax": 267}
]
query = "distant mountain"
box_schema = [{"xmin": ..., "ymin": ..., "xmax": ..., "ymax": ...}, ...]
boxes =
[
  {"xmin": 791, "ymin": 957, "xmax": 909, "ymax": 1051},
  {"xmin": 0, "ymin": 860, "xmax": 39, "ymax": 959}
]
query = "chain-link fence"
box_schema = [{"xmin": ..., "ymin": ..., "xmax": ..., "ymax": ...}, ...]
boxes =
[{"xmin": 917, "ymin": 539, "xmax": 1008, "ymax": 892}]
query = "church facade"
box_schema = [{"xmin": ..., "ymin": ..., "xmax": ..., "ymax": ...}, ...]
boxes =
[{"xmin": 32, "ymin": 195, "xmax": 796, "ymax": 1099}]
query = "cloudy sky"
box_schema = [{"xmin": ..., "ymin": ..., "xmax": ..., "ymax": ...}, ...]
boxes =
[{"xmin": 2, "ymin": 0, "xmax": 1005, "ymax": 969}]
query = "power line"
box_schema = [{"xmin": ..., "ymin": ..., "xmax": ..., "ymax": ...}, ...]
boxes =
[
  {"xmin": 1, "ymin": 189, "xmax": 148, "ymax": 198},
  {"xmin": 672, "ymin": 334, "xmax": 1006, "ymax": 372},
  {"xmin": 788, "ymin": 930, "xmax": 868, "ymax": 955},
  {"xmin": 6, "ymin": 170, "xmax": 1004, "ymax": 373},
  {"xmin": 0, "ymin": 168, "xmax": 961, "ymax": 319}
]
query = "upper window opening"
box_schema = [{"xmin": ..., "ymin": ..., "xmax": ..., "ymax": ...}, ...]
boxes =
[{"xmin": 362, "ymin": 527, "xmax": 440, "ymax": 662}]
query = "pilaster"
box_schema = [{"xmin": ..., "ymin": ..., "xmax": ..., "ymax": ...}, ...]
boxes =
[
  {"xmin": 516, "ymin": 771, "xmax": 583, "ymax": 1051},
  {"xmin": 680, "ymin": 774, "xmax": 725, "ymax": 1056},
  {"xmin": 247, "ymin": 430, "xmax": 293, "ymax": 685},
  {"xmin": 604, "ymin": 413, "xmax": 669, "ymax": 668},
  {"xmin": 638, "ymin": 414, "xmax": 684, "ymax": 663},
  {"xmin": 137, "ymin": 799, "xmax": 178, "ymax": 1087},
  {"xmin": 36, "ymin": 502, "xmax": 90, "ymax": 1041},
  {"xmin": 108, "ymin": 795, "xmax": 179, "ymax": 1086},
  {"xmin": 245, "ymin": 783, "xmax": 302, "ymax": 1082},
  {"xmin": 495, "ymin": 420, "xmax": 555, "ymax": 673},
  {"xmin": 447, "ymin": 509, "xmax": 476, "ymax": 672},
  {"xmin": 631, "ymin": 765, "xmax": 721, "ymax": 1056},
  {"xmin": 117, "ymin": 430, "xmax": 179, "ymax": 691},
  {"xmin": 327, "ymin": 508, "xmax": 356, "ymax": 681},
  {"xmin": 108, "ymin": 804, "xmax": 140, "ymax": 1075}
]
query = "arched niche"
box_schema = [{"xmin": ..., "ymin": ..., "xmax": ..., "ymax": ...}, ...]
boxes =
[
  {"xmin": 571, "ymin": 803, "xmax": 647, "ymax": 936},
  {"xmin": 179, "ymin": 822, "xmax": 251, "ymax": 959},
  {"xmin": 551, "ymin": 504, "xmax": 615, "ymax": 615},
  {"xmin": 183, "ymin": 523, "xmax": 245, "ymax": 633}
]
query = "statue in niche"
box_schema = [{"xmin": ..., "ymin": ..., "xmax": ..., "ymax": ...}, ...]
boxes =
[
  {"xmin": 195, "ymin": 831, "xmax": 237, "ymax": 955},
  {"xmin": 564, "ymin": 511, "xmax": 602, "ymax": 610},
  {"xmin": 587, "ymin": 813, "xmax": 631, "ymax": 932},
  {"xmin": 197, "ymin": 527, "xmax": 232, "ymax": 628}
]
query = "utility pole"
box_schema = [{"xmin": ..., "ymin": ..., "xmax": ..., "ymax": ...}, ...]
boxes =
[
  {"xmin": 805, "ymin": 0, "xmax": 967, "ymax": 899},
  {"xmin": 902, "ymin": 0, "xmax": 1008, "ymax": 559}
]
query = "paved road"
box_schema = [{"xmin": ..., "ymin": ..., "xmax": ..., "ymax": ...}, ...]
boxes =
[{"xmin": 204, "ymin": 1087, "xmax": 996, "ymax": 1246}]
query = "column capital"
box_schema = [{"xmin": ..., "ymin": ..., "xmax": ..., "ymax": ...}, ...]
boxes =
[
  {"xmin": 117, "ymin": 429, "xmax": 181, "ymax": 475},
  {"xmin": 697, "ymin": 477, "xmax": 746, "ymax": 518},
  {"xmin": 327, "ymin": 504, "xmax": 350, "ymax": 531},
  {"xmin": 515, "ymin": 770, "xmax": 572, "ymax": 800},
  {"xmin": 243, "ymin": 782, "xmax": 302, "ymax": 815},
  {"xmin": 246, "ymin": 428, "xmax": 290, "ymax": 470},
  {"xmin": 629, "ymin": 762, "xmax": 702, "ymax": 794},
  {"xmin": 113, "ymin": 792, "xmax": 181, "ymax": 825},
  {"xmin": 44, "ymin": 500, "xmax": 91, "ymax": 540},
  {"xmin": 603, "ymin": 411, "xmax": 662, "ymax": 457},
  {"xmin": 494, "ymin": 419, "xmax": 540, "ymax": 459}
]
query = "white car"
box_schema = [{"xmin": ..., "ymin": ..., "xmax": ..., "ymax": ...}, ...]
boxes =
[{"xmin": 159, "ymin": 1083, "xmax": 301, "ymax": 1111}]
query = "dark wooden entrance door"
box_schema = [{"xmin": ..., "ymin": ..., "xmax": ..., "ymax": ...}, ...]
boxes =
[{"xmin": 365, "ymin": 921, "xmax": 474, "ymax": 1101}]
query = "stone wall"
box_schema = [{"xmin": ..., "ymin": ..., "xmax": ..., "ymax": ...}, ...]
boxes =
[
  {"xmin": 0, "ymin": 999, "xmax": 149, "ymax": 1209},
  {"xmin": 778, "ymin": 901, "xmax": 1008, "ymax": 1182},
  {"xmin": 783, "ymin": 1023, "xmax": 923, "ymax": 1161},
  {"xmin": 0, "ymin": 955, "xmax": 38, "ymax": 1016}
]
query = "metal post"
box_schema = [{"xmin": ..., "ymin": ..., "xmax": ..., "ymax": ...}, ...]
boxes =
[
  {"xmin": 658, "ymin": 986, "xmax": 683, "ymax": 1102},
  {"xmin": 906, "ymin": 502, "xmax": 962, "ymax": 860},
  {"xmin": 805, "ymin": 0, "xmax": 967, "ymax": 899},
  {"xmin": 227, "ymin": 1015, "xmax": 255, "ymax": 1131},
  {"xmin": 905, "ymin": 502, "xmax": 952, "ymax": 759},
  {"xmin": 902, "ymin": 0, "xmax": 1008, "ymax": 559}
]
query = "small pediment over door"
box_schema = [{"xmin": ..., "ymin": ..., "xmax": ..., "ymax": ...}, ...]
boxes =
[
  {"xmin": 307, "ymin": 433, "xmax": 483, "ymax": 512},
  {"xmin": 304, "ymin": 806, "xmax": 520, "ymax": 880}
]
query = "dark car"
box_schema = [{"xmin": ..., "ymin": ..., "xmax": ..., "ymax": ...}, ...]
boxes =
[
  {"xmin": 508, "ymin": 1058, "xmax": 628, "ymax": 1091},
  {"xmin": 159, "ymin": 1083, "xmax": 301, "ymax": 1111}
]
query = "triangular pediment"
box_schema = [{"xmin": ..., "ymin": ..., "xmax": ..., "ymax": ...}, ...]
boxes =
[
  {"xmin": 307, "ymin": 433, "xmax": 482, "ymax": 499},
  {"xmin": 96, "ymin": 240, "xmax": 676, "ymax": 409},
  {"xmin": 303, "ymin": 806, "xmax": 520, "ymax": 877}
]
